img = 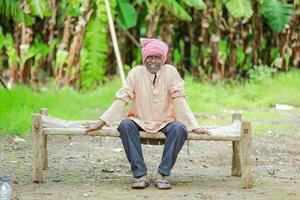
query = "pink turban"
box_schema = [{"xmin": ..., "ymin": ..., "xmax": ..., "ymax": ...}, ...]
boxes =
[{"xmin": 140, "ymin": 38, "xmax": 169, "ymax": 64}]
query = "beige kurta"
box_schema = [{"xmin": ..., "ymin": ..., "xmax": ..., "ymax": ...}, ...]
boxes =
[{"xmin": 100, "ymin": 64, "xmax": 200, "ymax": 132}]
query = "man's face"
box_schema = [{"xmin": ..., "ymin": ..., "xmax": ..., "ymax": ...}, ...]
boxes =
[{"xmin": 145, "ymin": 55, "xmax": 163, "ymax": 74}]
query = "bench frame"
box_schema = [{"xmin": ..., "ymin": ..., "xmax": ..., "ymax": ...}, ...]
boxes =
[{"xmin": 32, "ymin": 108, "xmax": 253, "ymax": 188}]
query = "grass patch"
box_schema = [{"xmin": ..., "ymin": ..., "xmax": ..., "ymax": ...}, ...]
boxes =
[
  {"xmin": 0, "ymin": 79, "xmax": 121, "ymax": 135},
  {"xmin": 186, "ymin": 69, "xmax": 300, "ymax": 113},
  {"xmin": 1, "ymin": 69, "xmax": 299, "ymax": 136},
  {"xmin": 63, "ymin": 170, "xmax": 81, "ymax": 182}
]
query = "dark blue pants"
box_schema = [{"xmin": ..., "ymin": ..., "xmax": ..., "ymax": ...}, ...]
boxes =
[{"xmin": 118, "ymin": 119, "xmax": 187, "ymax": 178}]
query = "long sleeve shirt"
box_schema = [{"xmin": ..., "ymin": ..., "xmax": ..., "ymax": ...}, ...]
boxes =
[{"xmin": 99, "ymin": 64, "xmax": 200, "ymax": 132}]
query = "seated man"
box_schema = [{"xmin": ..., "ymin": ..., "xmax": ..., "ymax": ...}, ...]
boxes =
[{"xmin": 85, "ymin": 38, "xmax": 208, "ymax": 190}]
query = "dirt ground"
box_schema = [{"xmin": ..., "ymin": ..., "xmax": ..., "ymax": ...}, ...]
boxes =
[{"xmin": 1, "ymin": 110, "xmax": 300, "ymax": 200}]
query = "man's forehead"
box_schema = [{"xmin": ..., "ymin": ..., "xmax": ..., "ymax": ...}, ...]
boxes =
[{"xmin": 146, "ymin": 54, "xmax": 162, "ymax": 58}]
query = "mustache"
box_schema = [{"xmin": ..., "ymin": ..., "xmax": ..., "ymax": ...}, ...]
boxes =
[
  {"xmin": 148, "ymin": 63, "xmax": 161, "ymax": 67},
  {"xmin": 149, "ymin": 64, "xmax": 160, "ymax": 68}
]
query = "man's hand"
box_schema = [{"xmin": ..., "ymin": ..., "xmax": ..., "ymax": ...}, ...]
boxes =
[
  {"xmin": 84, "ymin": 120, "xmax": 106, "ymax": 135},
  {"xmin": 192, "ymin": 128, "xmax": 209, "ymax": 135}
]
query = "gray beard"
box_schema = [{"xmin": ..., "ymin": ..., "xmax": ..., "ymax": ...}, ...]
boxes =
[{"xmin": 146, "ymin": 64, "xmax": 161, "ymax": 74}]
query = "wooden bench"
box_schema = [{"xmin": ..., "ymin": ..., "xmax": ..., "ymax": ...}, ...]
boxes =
[{"xmin": 32, "ymin": 108, "xmax": 253, "ymax": 188}]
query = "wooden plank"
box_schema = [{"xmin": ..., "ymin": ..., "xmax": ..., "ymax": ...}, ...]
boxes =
[
  {"xmin": 42, "ymin": 115, "xmax": 222, "ymax": 129},
  {"xmin": 41, "ymin": 116, "xmax": 241, "ymax": 142},
  {"xmin": 42, "ymin": 115, "xmax": 95, "ymax": 125},
  {"xmin": 39, "ymin": 108, "xmax": 48, "ymax": 170},
  {"xmin": 43, "ymin": 128, "xmax": 241, "ymax": 141},
  {"xmin": 32, "ymin": 114, "xmax": 43, "ymax": 182},
  {"xmin": 240, "ymin": 121, "xmax": 253, "ymax": 188},
  {"xmin": 231, "ymin": 113, "xmax": 242, "ymax": 176}
]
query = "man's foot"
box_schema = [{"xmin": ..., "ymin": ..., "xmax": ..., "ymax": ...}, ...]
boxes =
[
  {"xmin": 155, "ymin": 172, "xmax": 171, "ymax": 190},
  {"xmin": 132, "ymin": 176, "xmax": 149, "ymax": 189},
  {"xmin": 155, "ymin": 179, "xmax": 172, "ymax": 189}
]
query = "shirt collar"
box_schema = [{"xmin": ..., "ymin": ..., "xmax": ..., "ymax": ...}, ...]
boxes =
[{"xmin": 144, "ymin": 65, "xmax": 163, "ymax": 82}]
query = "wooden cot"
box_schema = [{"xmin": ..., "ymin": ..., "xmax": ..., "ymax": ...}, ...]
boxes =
[{"xmin": 32, "ymin": 108, "xmax": 253, "ymax": 188}]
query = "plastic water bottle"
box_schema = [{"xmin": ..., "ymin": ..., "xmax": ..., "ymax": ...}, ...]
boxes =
[{"xmin": 0, "ymin": 178, "xmax": 12, "ymax": 200}]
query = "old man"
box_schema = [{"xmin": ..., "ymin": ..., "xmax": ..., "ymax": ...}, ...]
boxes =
[{"xmin": 85, "ymin": 38, "xmax": 208, "ymax": 189}]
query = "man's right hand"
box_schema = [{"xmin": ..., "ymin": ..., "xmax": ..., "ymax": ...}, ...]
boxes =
[
  {"xmin": 192, "ymin": 128, "xmax": 209, "ymax": 135},
  {"xmin": 84, "ymin": 120, "xmax": 106, "ymax": 135}
]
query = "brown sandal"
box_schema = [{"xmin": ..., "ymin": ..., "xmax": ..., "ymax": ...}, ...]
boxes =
[
  {"xmin": 155, "ymin": 179, "xmax": 172, "ymax": 190},
  {"xmin": 132, "ymin": 177, "xmax": 149, "ymax": 189}
]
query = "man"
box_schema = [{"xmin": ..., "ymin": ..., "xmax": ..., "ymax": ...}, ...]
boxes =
[{"xmin": 84, "ymin": 38, "xmax": 208, "ymax": 190}]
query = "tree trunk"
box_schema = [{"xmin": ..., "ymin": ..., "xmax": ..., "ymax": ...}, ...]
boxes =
[
  {"xmin": 227, "ymin": 19, "xmax": 239, "ymax": 79},
  {"xmin": 47, "ymin": 0, "xmax": 57, "ymax": 76},
  {"xmin": 199, "ymin": 9, "xmax": 210, "ymax": 72},
  {"xmin": 10, "ymin": 23, "xmax": 21, "ymax": 86},
  {"xmin": 20, "ymin": 2, "xmax": 33, "ymax": 84},
  {"xmin": 160, "ymin": 15, "xmax": 175, "ymax": 64},
  {"xmin": 211, "ymin": 34, "xmax": 220, "ymax": 79},
  {"xmin": 251, "ymin": 2, "xmax": 261, "ymax": 66},
  {"xmin": 62, "ymin": 16, "xmax": 73, "ymax": 48},
  {"xmin": 279, "ymin": 29, "xmax": 291, "ymax": 71},
  {"xmin": 55, "ymin": 16, "xmax": 73, "ymax": 88},
  {"xmin": 289, "ymin": 6, "xmax": 300, "ymax": 68},
  {"xmin": 228, "ymin": 27, "xmax": 238, "ymax": 79},
  {"xmin": 66, "ymin": 1, "xmax": 92, "ymax": 86},
  {"xmin": 146, "ymin": 14, "xmax": 160, "ymax": 38}
]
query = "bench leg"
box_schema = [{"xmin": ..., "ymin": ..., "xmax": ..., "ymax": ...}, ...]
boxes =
[
  {"xmin": 42, "ymin": 135, "xmax": 48, "ymax": 170},
  {"xmin": 40, "ymin": 108, "xmax": 48, "ymax": 170},
  {"xmin": 231, "ymin": 113, "xmax": 242, "ymax": 176},
  {"xmin": 240, "ymin": 122, "xmax": 253, "ymax": 188},
  {"xmin": 231, "ymin": 141, "xmax": 241, "ymax": 176},
  {"xmin": 32, "ymin": 114, "xmax": 44, "ymax": 183}
]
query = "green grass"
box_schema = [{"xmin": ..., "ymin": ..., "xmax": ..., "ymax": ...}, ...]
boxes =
[
  {"xmin": 63, "ymin": 170, "xmax": 81, "ymax": 182},
  {"xmin": 186, "ymin": 69, "xmax": 300, "ymax": 113},
  {"xmin": 0, "ymin": 69, "xmax": 299, "ymax": 136},
  {"xmin": 0, "ymin": 80, "xmax": 121, "ymax": 135}
]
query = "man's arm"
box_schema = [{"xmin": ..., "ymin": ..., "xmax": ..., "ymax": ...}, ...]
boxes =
[
  {"xmin": 173, "ymin": 97, "xmax": 208, "ymax": 134},
  {"xmin": 85, "ymin": 70, "xmax": 135, "ymax": 134},
  {"xmin": 98, "ymin": 99, "xmax": 127, "ymax": 126},
  {"xmin": 168, "ymin": 66, "xmax": 208, "ymax": 134},
  {"xmin": 84, "ymin": 119, "xmax": 106, "ymax": 133},
  {"xmin": 84, "ymin": 99, "xmax": 126, "ymax": 134}
]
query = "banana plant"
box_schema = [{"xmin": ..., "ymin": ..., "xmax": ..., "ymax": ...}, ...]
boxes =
[
  {"xmin": 224, "ymin": 0, "xmax": 253, "ymax": 18},
  {"xmin": 20, "ymin": 37, "xmax": 57, "ymax": 83},
  {"xmin": 0, "ymin": 27, "xmax": 3, "ymax": 72},
  {"xmin": 118, "ymin": 0, "xmax": 206, "ymax": 32},
  {"xmin": 20, "ymin": 38, "xmax": 58, "ymax": 70},
  {"xmin": 80, "ymin": 0, "xmax": 117, "ymax": 89},
  {"xmin": 117, "ymin": 0, "xmax": 137, "ymax": 29},
  {"xmin": 3, "ymin": 33, "xmax": 20, "ymax": 70},
  {"xmin": 54, "ymin": 49, "xmax": 68, "ymax": 77},
  {"xmin": 224, "ymin": 0, "xmax": 292, "ymax": 33},
  {"xmin": 143, "ymin": 0, "xmax": 207, "ymax": 37},
  {"xmin": 27, "ymin": 0, "xmax": 52, "ymax": 19},
  {"xmin": 0, "ymin": 0, "xmax": 52, "ymax": 25},
  {"xmin": 258, "ymin": 0, "xmax": 293, "ymax": 33},
  {"xmin": 0, "ymin": 0, "xmax": 34, "ymax": 25},
  {"xmin": 0, "ymin": 26, "xmax": 4, "ymax": 51},
  {"xmin": 157, "ymin": 0, "xmax": 206, "ymax": 21}
]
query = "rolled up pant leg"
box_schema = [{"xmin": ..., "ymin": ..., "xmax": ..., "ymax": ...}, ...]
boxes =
[
  {"xmin": 118, "ymin": 119, "xmax": 147, "ymax": 178},
  {"xmin": 158, "ymin": 121, "xmax": 188, "ymax": 176}
]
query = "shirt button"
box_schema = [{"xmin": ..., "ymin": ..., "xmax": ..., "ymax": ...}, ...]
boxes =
[
  {"xmin": 153, "ymin": 89, "xmax": 158, "ymax": 96},
  {"xmin": 154, "ymin": 99, "xmax": 159, "ymax": 103}
]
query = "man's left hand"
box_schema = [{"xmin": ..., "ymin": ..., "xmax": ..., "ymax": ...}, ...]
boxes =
[{"xmin": 192, "ymin": 128, "xmax": 209, "ymax": 135}]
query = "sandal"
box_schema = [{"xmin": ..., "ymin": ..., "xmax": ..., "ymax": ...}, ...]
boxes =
[
  {"xmin": 132, "ymin": 177, "xmax": 149, "ymax": 189},
  {"xmin": 155, "ymin": 179, "xmax": 172, "ymax": 190}
]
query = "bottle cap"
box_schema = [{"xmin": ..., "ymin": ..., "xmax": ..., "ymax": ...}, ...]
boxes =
[{"xmin": 2, "ymin": 178, "xmax": 9, "ymax": 183}]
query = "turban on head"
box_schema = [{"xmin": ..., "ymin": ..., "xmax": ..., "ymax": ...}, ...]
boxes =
[{"xmin": 140, "ymin": 38, "xmax": 169, "ymax": 64}]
